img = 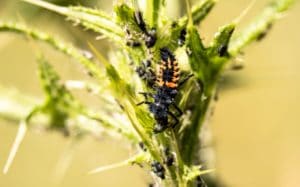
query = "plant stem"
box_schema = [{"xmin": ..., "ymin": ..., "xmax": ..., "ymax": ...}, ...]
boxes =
[{"xmin": 229, "ymin": 0, "xmax": 295, "ymax": 55}]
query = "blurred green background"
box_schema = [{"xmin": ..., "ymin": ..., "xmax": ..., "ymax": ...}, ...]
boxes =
[{"xmin": 0, "ymin": 0, "xmax": 299, "ymax": 186}]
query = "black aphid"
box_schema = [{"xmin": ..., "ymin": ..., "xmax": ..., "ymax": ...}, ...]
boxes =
[
  {"xmin": 217, "ymin": 44, "xmax": 228, "ymax": 57},
  {"xmin": 138, "ymin": 141, "xmax": 147, "ymax": 151},
  {"xmin": 151, "ymin": 161, "xmax": 165, "ymax": 179},
  {"xmin": 178, "ymin": 28, "xmax": 187, "ymax": 46},
  {"xmin": 126, "ymin": 40, "xmax": 142, "ymax": 47},
  {"xmin": 163, "ymin": 147, "xmax": 175, "ymax": 166},
  {"xmin": 256, "ymin": 23, "xmax": 273, "ymax": 41},
  {"xmin": 133, "ymin": 11, "xmax": 157, "ymax": 48},
  {"xmin": 135, "ymin": 60, "xmax": 156, "ymax": 87}
]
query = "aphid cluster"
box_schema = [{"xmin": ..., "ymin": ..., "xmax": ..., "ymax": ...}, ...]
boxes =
[
  {"xmin": 125, "ymin": 11, "xmax": 157, "ymax": 49},
  {"xmin": 127, "ymin": 10, "xmax": 191, "ymax": 133},
  {"xmin": 124, "ymin": 8, "xmax": 194, "ymax": 183},
  {"xmin": 151, "ymin": 161, "xmax": 165, "ymax": 179},
  {"xmin": 134, "ymin": 11, "xmax": 157, "ymax": 48},
  {"xmin": 126, "ymin": 10, "xmax": 158, "ymax": 87},
  {"xmin": 125, "ymin": 27, "xmax": 142, "ymax": 47},
  {"xmin": 135, "ymin": 59, "xmax": 156, "ymax": 87}
]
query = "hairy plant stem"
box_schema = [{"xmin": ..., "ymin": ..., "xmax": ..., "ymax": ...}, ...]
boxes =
[{"xmin": 0, "ymin": 0, "xmax": 295, "ymax": 186}]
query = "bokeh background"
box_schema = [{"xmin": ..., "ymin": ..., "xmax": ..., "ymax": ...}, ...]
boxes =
[{"xmin": 0, "ymin": 0, "xmax": 299, "ymax": 186}]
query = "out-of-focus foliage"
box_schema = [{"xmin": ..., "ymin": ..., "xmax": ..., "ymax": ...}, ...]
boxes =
[{"xmin": 0, "ymin": 0, "xmax": 295, "ymax": 186}]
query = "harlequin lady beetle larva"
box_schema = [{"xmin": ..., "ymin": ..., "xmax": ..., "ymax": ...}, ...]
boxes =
[{"xmin": 137, "ymin": 47, "xmax": 193, "ymax": 133}]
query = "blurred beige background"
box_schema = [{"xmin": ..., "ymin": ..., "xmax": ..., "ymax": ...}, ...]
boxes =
[{"xmin": 0, "ymin": 0, "xmax": 300, "ymax": 187}]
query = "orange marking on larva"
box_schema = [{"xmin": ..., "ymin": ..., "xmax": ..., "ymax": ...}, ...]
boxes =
[
  {"xmin": 168, "ymin": 59, "xmax": 172, "ymax": 69},
  {"xmin": 174, "ymin": 67, "xmax": 179, "ymax": 71},
  {"xmin": 172, "ymin": 77, "xmax": 180, "ymax": 82},
  {"xmin": 161, "ymin": 61, "xmax": 167, "ymax": 67},
  {"xmin": 166, "ymin": 82, "xmax": 177, "ymax": 88},
  {"xmin": 157, "ymin": 81, "xmax": 164, "ymax": 86},
  {"xmin": 173, "ymin": 72, "xmax": 180, "ymax": 76},
  {"xmin": 156, "ymin": 78, "xmax": 162, "ymax": 82},
  {"xmin": 157, "ymin": 66, "xmax": 162, "ymax": 75}
]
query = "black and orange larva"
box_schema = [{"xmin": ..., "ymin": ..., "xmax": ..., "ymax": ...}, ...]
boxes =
[
  {"xmin": 137, "ymin": 47, "xmax": 192, "ymax": 133},
  {"xmin": 156, "ymin": 48, "xmax": 180, "ymax": 89}
]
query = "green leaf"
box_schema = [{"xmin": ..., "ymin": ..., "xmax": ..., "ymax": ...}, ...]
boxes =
[
  {"xmin": 178, "ymin": 0, "xmax": 216, "ymax": 26},
  {"xmin": 209, "ymin": 23, "xmax": 235, "ymax": 58},
  {"xmin": 229, "ymin": 0, "xmax": 295, "ymax": 56},
  {"xmin": 183, "ymin": 165, "xmax": 214, "ymax": 182},
  {"xmin": 207, "ymin": 23, "xmax": 236, "ymax": 77},
  {"xmin": 186, "ymin": 26, "xmax": 209, "ymax": 85},
  {"xmin": 21, "ymin": 0, "xmax": 124, "ymax": 43},
  {"xmin": 145, "ymin": 0, "xmax": 163, "ymax": 27},
  {"xmin": 37, "ymin": 56, "xmax": 78, "ymax": 129}
]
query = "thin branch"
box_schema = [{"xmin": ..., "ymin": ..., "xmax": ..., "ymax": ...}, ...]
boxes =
[
  {"xmin": 0, "ymin": 21, "xmax": 104, "ymax": 81},
  {"xmin": 229, "ymin": 0, "xmax": 294, "ymax": 55}
]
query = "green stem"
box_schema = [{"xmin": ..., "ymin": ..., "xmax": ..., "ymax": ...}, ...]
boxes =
[
  {"xmin": 146, "ymin": 0, "xmax": 162, "ymax": 27},
  {"xmin": 21, "ymin": 0, "xmax": 124, "ymax": 41},
  {"xmin": 181, "ymin": 94, "xmax": 212, "ymax": 165},
  {"xmin": 0, "ymin": 86, "xmax": 139, "ymax": 143},
  {"xmin": 0, "ymin": 21, "xmax": 104, "ymax": 81},
  {"xmin": 170, "ymin": 130, "xmax": 185, "ymax": 186},
  {"xmin": 229, "ymin": 0, "xmax": 294, "ymax": 55},
  {"xmin": 179, "ymin": 0, "xmax": 216, "ymax": 26}
]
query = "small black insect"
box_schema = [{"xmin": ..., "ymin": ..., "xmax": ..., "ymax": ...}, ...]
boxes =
[
  {"xmin": 178, "ymin": 28, "xmax": 187, "ymax": 47},
  {"xmin": 256, "ymin": 23, "xmax": 273, "ymax": 41},
  {"xmin": 125, "ymin": 28, "xmax": 142, "ymax": 48},
  {"xmin": 126, "ymin": 40, "xmax": 142, "ymax": 47},
  {"xmin": 163, "ymin": 147, "xmax": 174, "ymax": 166},
  {"xmin": 165, "ymin": 155, "xmax": 174, "ymax": 167},
  {"xmin": 134, "ymin": 11, "xmax": 157, "ymax": 48},
  {"xmin": 171, "ymin": 21, "xmax": 178, "ymax": 28},
  {"xmin": 144, "ymin": 28, "xmax": 157, "ymax": 48},
  {"xmin": 151, "ymin": 161, "xmax": 165, "ymax": 179},
  {"xmin": 86, "ymin": 71, "xmax": 94, "ymax": 77},
  {"xmin": 138, "ymin": 141, "xmax": 147, "ymax": 152},
  {"xmin": 231, "ymin": 63, "xmax": 244, "ymax": 70},
  {"xmin": 136, "ymin": 60, "xmax": 156, "ymax": 87},
  {"xmin": 217, "ymin": 44, "xmax": 228, "ymax": 57},
  {"xmin": 134, "ymin": 11, "xmax": 147, "ymax": 33},
  {"xmin": 137, "ymin": 47, "xmax": 192, "ymax": 133}
]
